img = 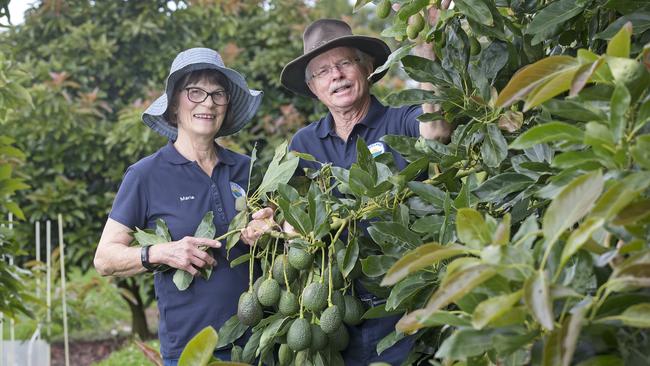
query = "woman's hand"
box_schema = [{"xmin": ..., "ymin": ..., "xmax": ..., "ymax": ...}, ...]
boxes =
[{"xmin": 149, "ymin": 236, "xmax": 220, "ymax": 276}]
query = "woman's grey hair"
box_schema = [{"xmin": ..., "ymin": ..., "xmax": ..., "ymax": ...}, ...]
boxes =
[
  {"xmin": 305, "ymin": 48, "xmax": 374, "ymax": 82},
  {"xmin": 165, "ymin": 69, "xmax": 231, "ymax": 126}
]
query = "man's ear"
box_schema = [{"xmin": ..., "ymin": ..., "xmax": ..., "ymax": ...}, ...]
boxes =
[{"xmin": 307, "ymin": 80, "xmax": 317, "ymax": 96}]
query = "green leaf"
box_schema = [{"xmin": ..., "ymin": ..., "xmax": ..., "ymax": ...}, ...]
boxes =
[
  {"xmin": 386, "ymin": 272, "xmax": 431, "ymax": 310},
  {"xmin": 381, "ymin": 243, "xmax": 470, "ymax": 286},
  {"xmin": 609, "ymin": 84, "xmax": 630, "ymax": 142},
  {"xmin": 541, "ymin": 99, "xmax": 608, "ymax": 123},
  {"xmin": 435, "ymin": 328, "xmax": 498, "ymax": 359},
  {"xmin": 3, "ymin": 201, "xmax": 25, "ymax": 221},
  {"xmin": 361, "ymin": 255, "xmax": 397, "ymax": 278},
  {"xmin": 472, "ymin": 173, "xmax": 535, "ymax": 203},
  {"xmin": 367, "ymin": 222, "xmax": 420, "ymax": 255},
  {"xmin": 401, "ymin": 55, "xmax": 453, "ymax": 86},
  {"xmin": 173, "ymin": 269, "xmax": 194, "ymax": 291},
  {"xmin": 376, "ymin": 331, "xmax": 406, "ymax": 356},
  {"xmin": 613, "ymin": 199, "xmax": 650, "ymax": 226},
  {"xmin": 559, "ymin": 217, "xmax": 605, "ymax": 271},
  {"xmin": 607, "ymin": 22, "xmax": 633, "ymax": 57},
  {"xmin": 341, "ymin": 237, "xmax": 359, "ymax": 277},
  {"xmin": 397, "ymin": 264, "xmax": 496, "ymax": 333},
  {"xmin": 416, "ymin": 311, "xmax": 471, "ymax": 327},
  {"xmin": 575, "ymin": 355, "xmax": 624, "ymax": 366},
  {"xmin": 407, "ymin": 181, "xmax": 445, "ymax": 208},
  {"xmin": 492, "ymin": 214, "xmax": 511, "ymax": 246},
  {"xmin": 216, "ymin": 315, "xmax": 248, "ymax": 348},
  {"xmin": 542, "ymin": 170, "xmax": 604, "ymax": 243},
  {"xmin": 133, "ymin": 228, "xmax": 167, "ymax": 247},
  {"xmin": 600, "ymin": 303, "xmax": 650, "ymax": 328},
  {"xmin": 371, "ymin": 44, "xmax": 415, "ymax": 79},
  {"xmin": 590, "ymin": 172, "xmax": 650, "ymax": 220},
  {"xmin": 178, "ymin": 326, "xmax": 219, "ymax": 366},
  {"xmin": 356, "ymin": 137, "xmax": 377, "ymax": 181},
  {"xmin": 631, "ymin": 135, "xmax": 650, "ymax": 170},
  {"xmin": 524, "ymin": 270, "xmax": 554, "ymax": 331},
  {"xmin": 510, "ymin": 122, "xmax": 584, "ymax": 149},
  {"xmin": 258, "ymin": 316, "xmax": 291, "ymax": 355},
  {"xmin": 362, "ymin": 303, "xmax": 403, "ymax": 320},
  {"xmin": 471, "ymin": 290, "xmax": 523, "ymax": 330},
  {"xmin": 456, "ymin": 208, "xmax": 492, "ymax": 249},
  {"xmin": 525, "ymin": 0, "xmax": 584, "ymax": 37},
  {"xmin": 195, "ymin": 211, "xmax": 216, "ymax": 239},
  {"xmin": 455, "ymin": 0, "xmax": 493, "ymax": 26},
  {"xmin": 155, "ymin": 219, "xmax": 172, "ymax": 241},
  {"xmin": 396, "ymin": 0, "xmax": 428, "ymax": 21},
  {"xmin": 496, "ymin": 56, "xmax": 580, "ymax": 108},
  {"xmin": 226, "ymin": 210, "xmax": 248, "ymax": 254},
  {"xmin": 352, "ymin": 0, "xmax": 372, "ymax": 12},
  {"xmin": 561, "ymin": 299, "xmax": 592, "ymax": 366},
  {"xmin": 524, "ymin": 68, "xmax": 576, "ymax": 111},
  {"xmin": 480, "ymin": 124, "xmax": 508, "ymax": 167},
  {"xmin": 384, "ymin": 89, "xmax": 438, "ymax": 107},
  {"xmin": 596, "ymin": 14, "xmax": 650, "ymax": 39},
  {"xmin": 570, "ymin": 58, "xmax": 605, "ymax": 97},
  {"xmin": 257, "ymin": 141, "xmax": 299, "ymax": 194}
]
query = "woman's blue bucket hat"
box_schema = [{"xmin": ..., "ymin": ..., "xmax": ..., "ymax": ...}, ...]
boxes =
[{"xmin": 143, "ymin": 47, "xmax": 263, "ymax": 140}]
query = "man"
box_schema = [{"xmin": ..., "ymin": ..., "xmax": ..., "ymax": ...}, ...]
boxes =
[{"xmin": 243, "ymin": 19, "xmax": 450, "ymax": 365}]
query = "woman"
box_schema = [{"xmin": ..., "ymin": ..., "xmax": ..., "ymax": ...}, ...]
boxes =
[{"xmin": 94, "ymin": 48, "xmax": 262, "ymax": 365}]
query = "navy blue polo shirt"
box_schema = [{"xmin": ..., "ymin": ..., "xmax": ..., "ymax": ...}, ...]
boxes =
[
  {"xmin": 109, "ymin": 141, "xmax": 252, "ymax": 359},
  {"xmin": 289, "ymin": 96, "xmax": 421, "ymax": 171}
]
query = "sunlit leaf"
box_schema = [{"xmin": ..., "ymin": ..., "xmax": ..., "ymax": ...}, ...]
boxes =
[
  {"xmin": 606, "ymin": 21, "xmax": 632, "ymax": 57},
  {"xmin": 456, "ymin": 208, "xmax": 492, "ymax": 249},
  {"xmin": 542, "ymin": 171, "xmax": 604, "ymax": 243},
  {"xmin": 472, "ymin": 290, "xmax": 522, "ymax": 330},
  {"xmin": 525, "ymin": 270, "xmax": 554, "ymax": 331},
  {"xmin": 510, "ymin": 122, "xmax": 584, "ymax": 149},
  {"xmin": 178, "ymin": 326, "xmax": 219, "ymax": 366},
  {"xmin": 381, "ymin": 243, "xmax": 470, "ymax": 286}
]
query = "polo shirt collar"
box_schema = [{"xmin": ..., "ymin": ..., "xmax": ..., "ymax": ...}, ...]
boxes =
[
  {"xmin": 315, "ymin": 96, "xmax": 387, "ymax": 139},
  {"xmin": 160, "ymin": 140, "xmax": 236, "ymax": 166}
]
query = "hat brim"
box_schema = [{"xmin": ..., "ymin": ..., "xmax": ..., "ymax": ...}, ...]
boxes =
[
  {"xmin": 142, "ymin": 63, "xmax": 262, "ymax": 140},
  {"xmin": 280, "ymin": 35, "xmax": 391, "ymax": 98}
]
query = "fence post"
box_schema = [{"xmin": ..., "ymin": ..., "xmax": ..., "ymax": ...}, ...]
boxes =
[
  {"xmin": 46, "ymin": 220, "xmax": 51, "ymax": 338},
  {"xmin": 57, "ymin": 215, "xmax": 69, "ymax": 366},
  {"xmin": 35, "ymin": 221, "xmax": 40, "ymax": 300}
]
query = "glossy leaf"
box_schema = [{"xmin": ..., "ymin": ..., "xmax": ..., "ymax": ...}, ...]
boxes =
[
  {"xmin": 570, "ymin": 58, "xmax": 604, "ymax": 96},
  {"xmin": 361, "ymin": 255, "xmax": 397, "ymax": 278},
  {"xmin": 368, "ymin": 221, "xmax": 420, "ymax": 255},
  {"xmin": 472, "ymin": 290, "xmax": 523, "ymax": 330},
  {"xmin": 386, "ymin": 272, "xmax": 430, "ymax": 310},
  {"xmin": 341, "ymin": 237, "xmax": 359, "ymax": 277},
  {"xmin": 481, "ymin": 124, "xmax": 508, "ymax": 167},
  {"xmin": 397, "ymin": 264, "xmax": 496, "ymax": 333},
  {"xmin": 377, "ymin": 330, "xmax": 406, "ymax": 356},
  {"xmin": 631, "ymin": 135, "xmax": 650, "ymax": 170},
  {"xmin": 195, "ymin": 211, "xmax": 216, "ymax": 239},
  {"xmin": 601, "ymin": 303, "xmax": 650, "ymax": 328},
  {"xmin": 372, "ymin": 44, "xmax": 415, "ymax": 78},
  {"xmin": 455, "ymin": 0, "xmax": 493, "ymax": 26},
  {"xmin": 524, "ymin": 68, "xmax": 575, "ymax": 111},
  {"xmin": 381, "ymin": 243, "xmax": 470, "ymax": 286},
  {"xmin": 456, "ymin": 208, "xmax": 492, "ymax": 249},
  {"xmin": 407, "ymin": 181, "xmax": 446, "ymax": 208},
  {"xmin": 472, "ymin": 173, "xmax": 535, "ymax": 203},
  {"xmin": 435, "ymin": 328, "xmax": 498, "ymax": 359},
  {"xmin": 609, "ymin": 84, "xmax": 630, "ymax": 142},
  {"xmin": 510, "ymin": 122, "xmax": 584, "ymax": 149},
  {"xmin": 542, "ymin": 171, "xmax": 604, "ymax": 243},
  {"xmin": 401, "ymin": 55, "xmax": 453, "ymax": 86},
  {"xmin": 496, "ymin": 56, "xmax": 580, "ymax": 108},
  {"xmin": 559, "ymin": 217, "xmax": 605, "ymax": 271},
  {"xmin": 216, "ymin": 315, "xmax": 248, "ymax": 348},
  {"xmin": 575, "ymin": 355, "xmax": 624, "ymax": 366},
  {"xmin": 524, "ymin": 270, "xmax": 554, "ymax": 331},
  {"xmin": 134, "ymin": 228, "xmax": 167, "ymax": 247},
  {"xmin": 173, "ymin": 269, "xmax": 193, "ymax": 291},
  {"xmin": 226, "ymin": 210, "xmax": 249, "ymax": 254},
  {"xmin": 492, "ymin": 214, "xmax": 511, "ymax": 246},
  {"xmin": 606, "ymin": 22, "xmax": 632, "ymax": 58},
  {"xmin": 525, "ymin": 0, "xmax": 584, "ymax": 38},
  {"xmin": 561, "ymin": 299, "xmax": 592, "ymax": 366},
  {"xmin": 257, "ymin": 141, "xmax": 299, "ymax": 194},
  {"xmin": 178, "ymin": 326, "xmax": 219, "ymax": 366}
]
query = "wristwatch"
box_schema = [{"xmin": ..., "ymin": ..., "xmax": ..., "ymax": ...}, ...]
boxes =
[{"xmin": 141, "ymin": 245, "xmax": 158, "ymax": 272}]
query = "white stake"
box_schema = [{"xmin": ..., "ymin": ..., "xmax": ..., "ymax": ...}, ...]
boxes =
[
  {"xmin": 46, "ymin": 220, "xmax": 51, "ymax": 338},
  {"xmin": 35, "ymin": 221, "xmax": 41, "ymax": 300},
  {"xmin": 58, "ymin": 214, "xmax": 70, "ymax": 366},
  {"xmin": 8, "ymin": 213, "xmax": 15, "ymax": 366}
]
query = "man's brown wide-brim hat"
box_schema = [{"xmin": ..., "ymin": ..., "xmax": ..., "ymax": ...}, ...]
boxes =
[{"xmin": 280, "ymin": 19, "xmax": 391, "ymax": 98}]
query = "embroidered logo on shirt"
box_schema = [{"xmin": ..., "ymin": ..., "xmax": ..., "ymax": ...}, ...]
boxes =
[
  {"xmin": 230, "ymin": 182, "xmax": 246, "ymax": 199},
  {"xmin": 179, "ymin": 195, "xmax": 195, "ymax": 201},
  {"xmin": 367, "ymin": 142, "xmax": 385, "ymax": 157}
]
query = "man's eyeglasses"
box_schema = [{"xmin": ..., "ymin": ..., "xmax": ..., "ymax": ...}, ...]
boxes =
[
  {"xmin": 308, "ymin": 58, "xmax": 360, "ymax": 81},
  {"xmin": 185, "ymin": 87, "xmax": 230, "ymax": 105}
]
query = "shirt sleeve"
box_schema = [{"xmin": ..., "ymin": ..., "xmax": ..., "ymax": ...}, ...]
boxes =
[
  {"xmin": 108, "ymin": 166, "xmax": 148, "ymax": 230},
  {"xmin": 402, "ymin": 105, "xmax": 423, "ymax": 138}
]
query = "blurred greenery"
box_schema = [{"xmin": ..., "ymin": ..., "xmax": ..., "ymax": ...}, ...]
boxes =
[{"xmin": 92, "ymin": 339, "xmax": 160, "ymax": 366}]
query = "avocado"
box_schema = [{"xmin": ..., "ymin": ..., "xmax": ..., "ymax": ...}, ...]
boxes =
[
  {"xmin": 310, "ymin": 323, "xmax": 328, "ymax": 351},
  {"xmin": 377, "ymin": 0, "xmax": 391, "ymax": 19},
  {"xmin": 288, "ymin": 247, "xmax": 313, "ymax": 270},
  {"xmin": 278, "ymin": 343, "xmax": 293, "ymax": 365},
  {"xmin": 237, "ymin": 292, "xmax": 263, "ymax": 326},
  {"xmin": 327, "ymin": 324, "xmax": 350, "ymax": 351},
  {"xmin": 319, "ymin": 305, "xmax": 342, "ymax": 334},
  {"xmin": 273, "ymin": 254, "xmax": 299, "ymax": 284},
  {"xmin": 278, "ymin": 290, "xmax": 300, "ymax": 316},
  {"xmin": 287, "ymin": 318, "xmax": 312, "ymax": 351},
  {"xmin": 257, "ymin": 278, "xmax": 281, "ymax": 307},
  {"xmin": 302, "ymin": 282, "xmax": 328, "ymax": 313},
  {"xmin": 343, "ymin": 295, "xmax": 365, "ymax": 326}
]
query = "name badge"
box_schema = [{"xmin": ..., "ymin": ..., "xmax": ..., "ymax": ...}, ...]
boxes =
[{"xmin": 367, "ymin": 142, "xmax": 385, "ymax": 157}]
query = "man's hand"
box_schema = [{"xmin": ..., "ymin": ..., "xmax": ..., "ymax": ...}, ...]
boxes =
[{"xmin": 241, "ymin": 207, "xmax": 276, "ymax": 245}]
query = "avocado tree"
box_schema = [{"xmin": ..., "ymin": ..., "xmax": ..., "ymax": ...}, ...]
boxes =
[
  {"xmin": 0, "ymin": 51, "xmax": 32, "ymax": 318},
  {"xmin": 179, "ymin": 0, "xmax": 650, "ymax": 365}
]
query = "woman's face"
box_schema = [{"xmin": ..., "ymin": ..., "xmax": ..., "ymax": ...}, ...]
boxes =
[{"xmin": 175, "ymin": 78, "xmax": 228, "ymax": 140}]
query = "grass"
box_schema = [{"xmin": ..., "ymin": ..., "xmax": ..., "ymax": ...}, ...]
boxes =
[{"xmin": 92, "ymin": 339, "xmax": 160, "ymax": 366}]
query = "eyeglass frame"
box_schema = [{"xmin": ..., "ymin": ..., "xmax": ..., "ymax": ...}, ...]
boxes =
[
  {"xmin": 306, "ymin": 57, "xmax": 361, "ymax": 82},
  {"xmin": 184, "ymin": 87, "xmax": 230, "ymax": 106}
]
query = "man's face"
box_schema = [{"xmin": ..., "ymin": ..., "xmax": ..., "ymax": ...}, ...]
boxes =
[{"xmin": 306, "ymin": 47, "xmax": 372, "ymax": 111}]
